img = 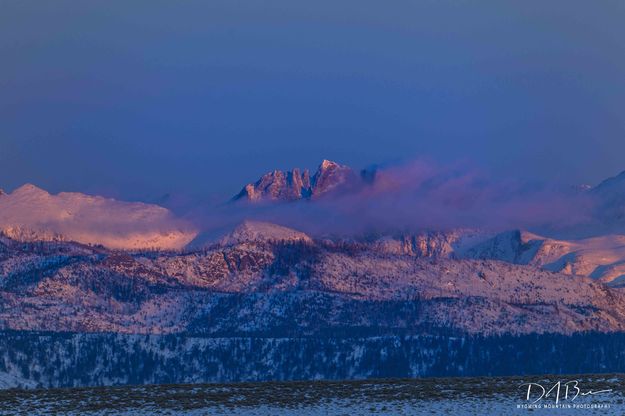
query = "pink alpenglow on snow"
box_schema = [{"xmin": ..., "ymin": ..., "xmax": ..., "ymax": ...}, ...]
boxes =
[
  {"xmin": 0, "ymin": 184, "xmax": 197, "ymax": 250},
  {"xmin": 233, "ymin": 159, "xmax": 357, "ymax": 202}
]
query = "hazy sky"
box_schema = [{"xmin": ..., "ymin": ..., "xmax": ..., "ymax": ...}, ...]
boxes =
[{"xmin": 1, "ymin": 1, "xmax": 625, "ymax": 201}]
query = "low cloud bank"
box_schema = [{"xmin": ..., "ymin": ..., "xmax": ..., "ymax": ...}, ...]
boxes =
[{"xmin": 188, "ymin": 159, "xmax": 599, "ymax": 241}]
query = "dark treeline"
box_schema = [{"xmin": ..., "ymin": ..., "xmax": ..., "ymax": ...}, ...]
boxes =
[{"xmin": 1, "ymin": 330, "xmax": 625, "ymax": 389}]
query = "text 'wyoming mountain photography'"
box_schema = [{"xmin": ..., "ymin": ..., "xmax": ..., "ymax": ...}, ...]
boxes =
[{"xmin": 2, "ymin": 1, "xmax": 625, "ymax": 415}]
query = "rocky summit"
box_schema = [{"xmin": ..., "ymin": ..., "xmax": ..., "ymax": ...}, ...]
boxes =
[{"xmin": 233, "ymin": 159, "xmax": 357, "ymax": 202}]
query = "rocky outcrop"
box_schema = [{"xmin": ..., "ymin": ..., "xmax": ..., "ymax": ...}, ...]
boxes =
[
  {"xmin": 234, "ymin": 160, "xmax": 356, "ymax": 202},
  {"xmin": 235, "ymin": 168, "xmax": 312, "ymax": 202},
  {"xmin": 310, "ymin": 160, "xmax": 355, "ymax": 197}
]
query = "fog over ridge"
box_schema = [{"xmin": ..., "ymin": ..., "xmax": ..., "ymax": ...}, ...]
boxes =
[{"xmin": 187, "ymin": 158, "xmax": 602, "ymax": 241}]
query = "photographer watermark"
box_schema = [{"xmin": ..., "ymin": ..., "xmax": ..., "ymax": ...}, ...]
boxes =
[{"xmin": 517, "ymin": 379, "xmax": 613, "ymax": 410}]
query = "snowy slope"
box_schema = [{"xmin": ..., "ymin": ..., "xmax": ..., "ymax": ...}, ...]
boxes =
[
  {"xmin": 220, "ymin": 220, "xmax": 313, "ymax": 245},
  {"xmin": 2, "ymin": 228, "xmax": 625, "ymax": 336},
  {"xmin": 464, "ymin": 229, "xmax": 625, "ymax": 285},
  {"xmin": 0, "ymin": 184, "xmax": 197, "ymax": 250},
  {"xmin": 587, "ymin": 170, "xmax": 625, "ymax": 229}
]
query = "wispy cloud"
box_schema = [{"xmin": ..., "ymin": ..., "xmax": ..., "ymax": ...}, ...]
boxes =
[{"xmin": 187, "ymin": 159, "xmax": 598, "ymax": 240}]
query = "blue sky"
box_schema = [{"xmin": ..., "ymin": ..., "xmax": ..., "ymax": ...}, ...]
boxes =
[{"xmin": 1, "ymin": 0, "xmax": 624, "ymax": 201}]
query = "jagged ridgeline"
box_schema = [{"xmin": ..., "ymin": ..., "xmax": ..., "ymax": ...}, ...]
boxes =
[
  {"xmin": 3, "ymin": 224, "xmax": 625, "ymax": 336},
  {"xmin": 4, "ymin": 213, "xmax": 625, "ymax": 387}
]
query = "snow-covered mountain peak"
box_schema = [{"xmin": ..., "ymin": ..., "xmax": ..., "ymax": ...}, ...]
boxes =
[
  {"xmin": 586, "ymin": 170, "xmax": 625, "ymax": 226},
  {"xmin": 310, "ymin": 159, "xmax": 354, "ymax": 197},
  {"xmin": 221, "ymin": 220, "xmax": 313, "ymax": 245},
  {"xmin": 233, "ymin": 159, "xmax": 355, "ymax": 202},
  {"xmin": 319, "ymin": 159, "xmax": 339, "ymax": 170},
  {"xmin": 0, "ymin": 184, "xmax": 197, "ymax": 250},
  {"xmin": 464, "ymin": 229, "xmax": 544, "ymax": 264},
  {"xmin": 11, "ymin": 183, "xmax": 50, "ymax": 198},
  {"xmin": 458, "ymin": 228, "xmax": 625, "ymax": 285},
  {"xmin": 591, "ymin": 170, "xmax": 625, "ymax": 197}
]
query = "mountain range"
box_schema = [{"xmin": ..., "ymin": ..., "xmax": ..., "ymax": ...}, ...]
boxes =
[
  {"xmin": 4, "ymin": 161, "xmax": 625, "ymax": 283},
  {"xmin": 3, "ymin": 161, "xmax": 625, "ymax": 284},
  {"xmin": 4, "ymin": 160, "xmax": 625, "ymax": 387},
  {"xmin": 2, "ymin": 220, "xmax": 625, "ymax": 337}
]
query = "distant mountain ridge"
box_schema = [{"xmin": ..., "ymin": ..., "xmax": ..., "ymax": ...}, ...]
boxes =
[
  {"xmin": 0, "ymin": 184, "xmax": 197, "ymax": 250},
  {"xmin": 6, "ymin": 162, "xmax": 625, "ymax": 254},
  {"xmin": 2, "ymin": 225, "xmax": 625, "ymax": 337},
  {"xmin": 233, "ymin": 159, "xmax": 358, "ymax": 202},
  {"xmin": 4, "ymin": 171, "xmax": 625, "ymax": 388},
  {"xmin": 463, "ymin": 229, "xmax": 625, "ymax": 286}
]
